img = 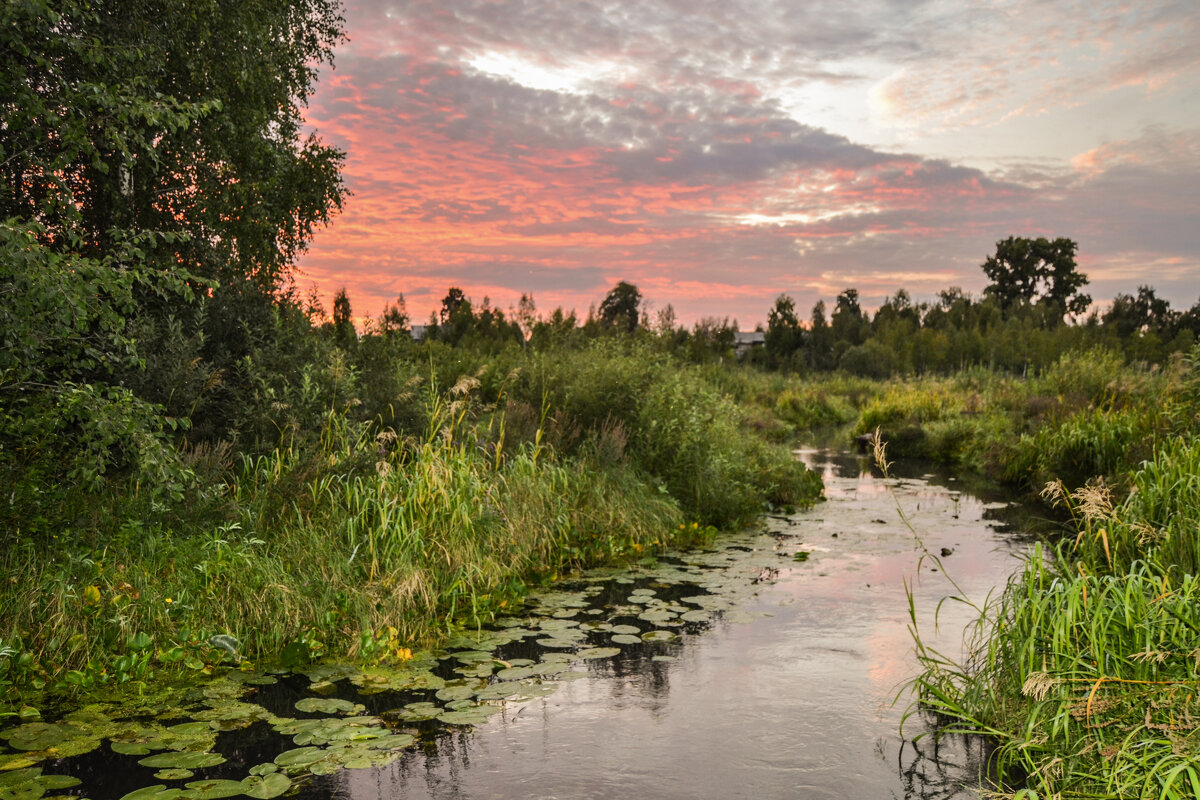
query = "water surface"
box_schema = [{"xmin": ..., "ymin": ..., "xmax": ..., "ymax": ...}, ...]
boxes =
[
  {"xmin": 327, "ymin": 449, "xmax": 1032, "ymax": 799},
  {"xmin": 25, "ymin": 450, "xmax": 1036, "ymax": 799}
]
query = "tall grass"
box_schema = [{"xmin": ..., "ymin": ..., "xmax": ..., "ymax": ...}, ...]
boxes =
[
  {"xmin": 908, "ymin": 347, "xmax": 1200, "ymax": 799},
  {"xmin": 1, "ymin": 344, "xmax": 820, "ymax": 704}
]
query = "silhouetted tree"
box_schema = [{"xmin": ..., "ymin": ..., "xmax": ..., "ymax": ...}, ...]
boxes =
[
  {"xmin": 765, "ymin": 294, "xmax": 802, "ymax": 366},
  {"xmin": 331, "ymin": 288, "xmax": 356, "ymax": 350},
  {"xmin": 982, "ymin": 237, "xmax": 1090, "ymax": 320},
  {"xmin": 378, "ymin": 294, "xmax": 410, "ymax": 336},
  {"xmin": 598, "ymin": 281, "xmax": 643, "ymax": 333}
]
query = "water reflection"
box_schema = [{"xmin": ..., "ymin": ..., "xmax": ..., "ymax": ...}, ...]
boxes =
[
  {"xmin": 320, "ymin": 449, "xmax": 1030, "ymax": 800},
  {"xmin": 39, "ymin": 450, "xmax": 1032, "ymax": 799}
]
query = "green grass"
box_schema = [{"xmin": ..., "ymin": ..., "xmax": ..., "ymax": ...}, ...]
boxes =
[
  {"xmin": 905, "ymin": 346, "xmax": 1200, "ymax": 799},
  {"xmin": 0, "ymin": 343, "xmax": 821, "ymax": 708}
]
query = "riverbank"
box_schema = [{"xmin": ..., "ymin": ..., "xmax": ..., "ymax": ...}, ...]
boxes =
[
  {"xmin": 879, "ymin": 347, "xmax": 1200, "ymax": 799},
  {"xmin": 713, "ymin": 345, "xmax": 1200, "ymax": 797},
  {"xmin": 0, "ymin": 339, "xmax": 822, "ymax": 714}
]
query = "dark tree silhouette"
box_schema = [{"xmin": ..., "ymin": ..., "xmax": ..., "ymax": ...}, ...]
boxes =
[
  {"xmin": 982, "ymin": 237, "xmax": 1090, "ymax": 318},
  {"xmin": 598, "ymin": 281, "xmax": 643, "ymax": 332}
]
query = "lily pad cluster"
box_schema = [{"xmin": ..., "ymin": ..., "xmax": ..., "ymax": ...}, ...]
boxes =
[{"xmin": 0, "ymin": 526, "xmax": 808, "ymax": 799}]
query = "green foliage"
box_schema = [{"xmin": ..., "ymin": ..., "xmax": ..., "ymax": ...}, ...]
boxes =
[
  {"xmin": 982, "ymin": 236, "xmax": 1090, "ymax": 317},
  {"xmin": 0, "ymin": 223, "xmax": 194, "ymax": 534},
  {"xmin": 598, "ymin": 281, "xmax": 643, "ymax": 333},
  {"xmin": 908, "ymin": 346, "xmax": 1200, "ymax": 799}
]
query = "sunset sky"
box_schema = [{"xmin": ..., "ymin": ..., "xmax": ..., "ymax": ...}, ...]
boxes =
[{"xmin": 298, "ymin": 0, "xmax": 1200, "ymax": 329}]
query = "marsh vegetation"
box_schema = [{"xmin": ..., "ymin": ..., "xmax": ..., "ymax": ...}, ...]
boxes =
[{"xmin": 4, "ymin": 4, "xmax": 1200, "ymax": 798}]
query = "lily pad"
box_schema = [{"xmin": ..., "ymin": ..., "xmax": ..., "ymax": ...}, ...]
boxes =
[
  {"xmin": 111, "ymin": 741, "xmax": 154, "ymax": 755},
  {"xmin": 446, "ymin": 650, "xmax": 493, "ymax": 665},
  {"xmin": 495, "ymin": 665, "xmax": 536, "ymax": 680},
  {"xmin": 368, "ymin": 733, "xmax": 415, "ymax": 750},
  {"xmin": 611, "ymin": 634, "xmax": 642, "ymax": 645},
  {"xmin": 535, "ymin": 638, "xmax": 577, "ymax": 649},
  {"xmin": 138, "ymin": 751, "xmax": 226, "ymax": 770},
  {"xmin": 273, "ymin": 747, "xmax": 326, "ymax": 768},
  {"xmin": 609, "ymin": 625, "xmax": 641, "ymax": 635},
  {"xmin": 577, "ymin": 647, "xmax": 621, "ymax": 660},
  {"xmin": 0, "ymin": 769, "xmax": 41, "ymax": 787},
  {"xmin": 180, "ymin": 779, "xmax": 245, "ymax": 799},
  {"xmin": 242, "ymin": 773, "xmax": 291, "ymax": 800},
  {"xmin": 294, "ymin": 697, "xmax": 360, "ymax": 715},
  {"xmin": 166, "ymin": 722, "xmax": 213, "ymax": 737},
  {"xmin": 641, "ymin": 630, "xmax": 679, "ymax": 643},
  {"xmin": 435, "ymin": 684, "xmax": 479, "ymax": 703},
  {"xmin": 153, "ymin": 769, "xmax": 194, "ymax": 781},
  {"xmin": 0, "ymin": 783, "xmax": 45, "ymax": 800},
  {"xmin": 436, "ymin": 708, "xmax": 495, "ymax": 726},
  {"xmin": 1, "ymin": 723, "xmax": 69, "ymax": 751},
  {"xmin": 118, "ymin": 786, "xmax": 180, "ymax": 800}
]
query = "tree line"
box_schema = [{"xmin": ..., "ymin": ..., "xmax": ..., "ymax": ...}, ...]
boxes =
[{"xmin": 326, "ymin": 235, "xmax": 1199, "ymax": 378}]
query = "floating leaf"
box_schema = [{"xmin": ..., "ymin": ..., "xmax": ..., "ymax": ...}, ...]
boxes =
[
  {"xmin": 495, "ymin": 665, "xmax": 536, "ymax": 680},
  {"xmin": 166, "ymin": 722, "xmax": 213, "ymax": 737},
  {"xmin": 152, "ymin": 769, "xmax": 193, "ymax": 781},
  {"xmin": 436, "ymin": 708, "xmax": 497, "ymax": 726},
  {"xmin": 640, "ymin": 630, "xmax": 678, "ymax": 643},
  {"xmin": 118, "ymin": 786, "xmax": 180, "ymax": 800},
  {"xmin": 0, "ymin": 755, "xmax": 38, "ymax": 771},
  {"xmin": 611, "ymin": 634, "xmax": 642, "ymax": 645},
  {"xmin": 609, "ymin": 625, "xmax": 641, "ymax": 635},
  {"xmin": 366, "ymin": 733, "xmax": 415, "ymax": 750},
  {"xmin": 273, "ymin": 747, "xmax": 326, "ymax": 768},
  {"xmin": 111, "ymin": 741, "xmax": 153, "ymax": 756},
  {"xmin": 180, "ymin": 779, "xmax": 245, "ymax": 799},
  {"xmin": 36, "ymin": 775, "xmax": 80, "ymax": 790},
  {"xmin": 294, "ymin": 698, "xmax": 359, "ymax": 715},
  {"xmin": 436, "ymin": 684, "xmax": 478, "ymax": 703},
  {"xmin": 577, "ymin": 647, "xmax": 620, "ymax": 660},
  {"xmin": 535, "ymin": 638, "xmax": 578, "ymax": 649},
  {"xmin": 1, "ymin": 723, "xmax": 73, "ymax": 752},
  {"xmin": 0, "ymin": 769, "xmax": 41, "ymax": 787},
  {"xmin": 138, "ymin": 752, "xmax": 226, "ymax": 769},
  {"xmin": 242, "ymin": 773, "xmax": 291, "ymax": 800},
  {"xmin": 448, "ymin": 650, "xmax": 495, "ymax": 665}
]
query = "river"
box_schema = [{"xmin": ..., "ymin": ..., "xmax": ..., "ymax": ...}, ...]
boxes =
[{"xmin": 19, "ymin": 449, "xmax": 1037, "ymax": 799}]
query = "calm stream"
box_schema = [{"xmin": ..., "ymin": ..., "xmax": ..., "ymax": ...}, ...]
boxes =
[{"xmin": 18, "ymin": 450, "xmax": 1038, "ymax": 799}]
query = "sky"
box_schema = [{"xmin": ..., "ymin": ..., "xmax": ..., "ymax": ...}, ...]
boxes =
[{"xmin": 297, "ymin": 0, "xmax": 1200, "ymax": 329}]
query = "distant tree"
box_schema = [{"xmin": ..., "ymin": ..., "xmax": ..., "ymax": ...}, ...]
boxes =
[
  {"xmin": 831, "ymin": 289, "xmax": 869, "ymax": 350},
  {"xmin": 1103, "ymin": 286, "xmax": 1175, "ymax": 339},
  {"xmin": 655, "ymin": 304, "xmax": 679, "ymax": 337},
  {"xmin": 516, "ymin": 293, "xmax": 538, "ymax": 341},
  {"xmin": 331, "ymin": 288, "xmax": 356, "ymax": 350},
  {"xmin": 598, "ymin": 281, "xmax": 643, "ymax": 333},
  {"xmin": 765, "ymin": 295, "xmax": 803, "ymax": 365},
  {"xmin": 688, "ymin": 317, "xmax": 737, "ymax": 361},
  {"xmin": 981, "ymin": 237, "xmax": 1090, "ymax": 319},
  {"xmin": 806, "ymin": 300, "xmax": 835, "ymax": 370},
  {"xmin": 378, "ymin": 294, "xmax": 410, "ymax": 336},
  {"xmin": 440, "ymin": 287, "xmax": 470, "ymax": 324},
  {"xmin": 438, "ymin": 287, "xmax": 475, "ymax": 344},
  {"xmin": 531, "ymin": 307, "xmax": 580, "ymax": 349}
]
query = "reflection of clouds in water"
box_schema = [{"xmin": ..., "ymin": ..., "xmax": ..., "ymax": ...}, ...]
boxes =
[{"xmin": 329, "ymin": 449, "xmax": 1027, "ymax": 800}]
